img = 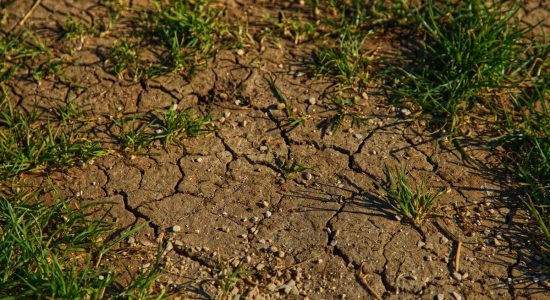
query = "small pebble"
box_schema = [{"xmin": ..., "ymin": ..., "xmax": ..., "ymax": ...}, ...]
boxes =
[
  {"xmin": 256, "ymin": 263, "xmax": 265, "ymax": 271},
  {"xmin": 436, "ymin": 294, "xmax": 444, "ymax": 300},
  {"xmin": 259, "ymin": 145, "xmax": 268, "ymax": 151},
  {"xmin": 451, "ymin": 292, "xmax": 462, "ymax": 300},
  {"xmin": 172, "ymin": 225, "xmax": 181, "ymax": 232},
  {"xmin": 264, "ymin": 211, "xmax": 272, "ymax": 218},
  {"xmin": 302, "ymin": 172, "xmax": 313, "ymax": 181},
  {"xmin": 330, "ymin": 240, "xmax": 338, "ymax": 247},
  {"xmin": 306, "ymin": 97, "xmax": 316, "ymax": 105},
  {"xmin": 236, "ymin": 49, "xmax": 245, "ymax": 56},
  {"xmin": 259, "ymin": 201, "xmax": 269, "ymax": 208},
  {"xmin": 276, "ymin": 103, "xmax": 286, "ymax": 110},
  {"xmin": 353, "ymin": 133, "xmax": 363, "ymax": 139},
  {"xmin": 440, "ymin": 236, "xmax": 449, "ymax": 244},
  {"xmin": 165, "ymin": 241, "xmax": 174, "ymax": 252},
  {"xmin": 127, "ymin": 236, "xmax": 136, "ymax": 244},
  {"xmin": 417, "ymin": 241, "xmax": 426, "ymax": 248},
  {"xmin": 400, "ymin": 108, "xmax": 412, "ymax": 117},
  {"xmin": 452, "ymin": 271, "xmax": 462, "ymax": 281},
  {"xmin": 267, "ymin": 283, "xmax": 277, "ymax": 292},
  {"xmin": 195, "ymin": 157, "xmax": 203, "ymax": 163}
]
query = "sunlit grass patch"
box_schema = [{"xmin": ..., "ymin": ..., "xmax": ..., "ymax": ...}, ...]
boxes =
[
  {"xmin": 146, "ymin": 0, "xmax": 224, "ymax": 75},
  {"xmin": 0, "ymin": 188, "xmax": 164, "ymax": 298},
  {"xmin": 380, "ymin": 164, "xmax": 443, "ymax": 226},
  {"xmin": 112, "ymin": 104, "xmax": 214, "ymax": 153},
  {"xmin": 0, "ymin": 92, "xmax": 107, "ymax": 179}
]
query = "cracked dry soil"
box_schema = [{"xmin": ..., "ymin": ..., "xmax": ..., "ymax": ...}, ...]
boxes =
[{"xmin": 5, "ymin": 0, "xmax": 550, "ymax": 299}]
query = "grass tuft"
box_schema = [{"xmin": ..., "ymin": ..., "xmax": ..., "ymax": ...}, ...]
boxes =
[
  {"xmin": 380, "ymin": 164, "xmax": 443, "ymax": 225},
  {"xmin": 107, "ymin": 39, "xmax": 143, "ymax": 80},
  {"xmin": 312, "ymin": 28, "xmax": 370, "ymax": 86},
  {"xmin": 113, "ymin": 104, "xmax": 214, "ymax": 153},
  {"xmin": 147, "ymin": 0, "xmax": 223, "ymax": 75}
]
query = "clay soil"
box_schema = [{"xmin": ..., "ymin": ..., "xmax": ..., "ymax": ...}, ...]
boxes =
[{"xmin": 2, "ymin": 0, "xmax": 549, "ymax": 299}]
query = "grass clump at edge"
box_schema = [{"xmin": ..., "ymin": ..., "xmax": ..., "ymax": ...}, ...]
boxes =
[
  {"xmin": 0, "ymin": 92, "xmax": 108, "ymax": 179},
  {"xmin": 0, "ymin": 188, "xmax": 164, "ymax": 299},
  {"xmin": 383, "ymin": 0, "xmax": 550, "ymax": 267},
  {"xmin": 388, "ymin": 0, "xmax": 537, "ymax": 134}
]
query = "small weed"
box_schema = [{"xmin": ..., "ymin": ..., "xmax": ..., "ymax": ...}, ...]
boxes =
[
  {"xmin": 49, "ymin": 97, "xmax": 87, "ymax": 124},
  {"xmin": 216, "ymin": 260, "xmax": 249, "ymax": 298},
  {"xmin": 312, "ymin": 28, "xmax": 370, "ymax": 86},
  {"xmin": 502, "ymin": 77, "xmax": 549, "ymax": 264},
  {"xmin": 112, "ymin": 113, "xmax": 153, "ymax": 153},
  {"xmin": 279, "ymin": 158, "xmax": 308, "ymax": 179},
  {"xmin": 31, "ymin": 56, "xmax": 70, "ymax": 83},
  {"xmin": 59, "ymin": 15, "xmax": 89, "ymax": 41},
  {"xmin": 107, "ymin": 39, "xmax": 143, "ymax": 80},
  {"xmin": 322, "ymin": 95, "xmax": 369, "ymax": 133},
  {"xmin": 266, "ymin": 12, "xmax": 317, "ymax": 44},
  {"xmin": 151, "ymin": 104, "xmax": 214, "ymax": 148},
  {"xmin": 268, "ymin": 79, "xmax": 306, "ymax": 131},
  {"xmin": 0, "ymin": 30, "xmax": 48, "ymax": 85},
  {"xmin": 380, "ymin": 164, "xmax": 443, "ymax": 226}
]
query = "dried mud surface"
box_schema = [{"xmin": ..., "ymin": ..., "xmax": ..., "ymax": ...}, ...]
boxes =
[{"xmin": 4, "ymin": 0, "xmax": 550, "ymax": 299}]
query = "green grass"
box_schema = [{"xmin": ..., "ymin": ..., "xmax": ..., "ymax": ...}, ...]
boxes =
[
  {"xmin": 312, "ymin": 27, "xmax": 370, "ymax": 87},
  {"xmin": 278, "ymin": 158, "xmax": 308, "ymax": 179},
  {"xmin": 379, "ymin": 0, "xmax": 549, "ymax": 266},
  {"xmin": 502, "ymin": 76, "xmax": 550, "ymax": 266},
  {"xmin": 59, "ymin": 15, "xmax": 90, "ymax": 41},
  {"xmin": 31, "ymin": 56, "xmax": 71, "ymax": 83},
  {"xmin": 265, "ymin": 12, "xmax": 317, "ymax": 44},
  {"xmin": 107, "ymin": 39, "xmax": 143, "ymax": 80},
  {"xmin": 322, "ymin": 95, "xmax": 369, "ymax": 133},
  {"xmin": 146, "ymin": 0, "xmax": 223, "ymax": 75},
  {"xmin": 380, "ymin": 164, "xmax": 443, "ymax": 226},
  {"xmin": 0, "ymin": 92, "xmax": 108, "ymax": 179},
  {"xmin": 267, "ymin": 79, "xmax": 306, "ymax": 131},
  {"xmin": 387, "ymin": 0, "xmax": 535, "ymax": 134},
  {"xmin": 0, "ymin": 30, "xmax": 48, "ymax": 85},
  {"xmin": 113, "ymin": 104, "xmax": 214, "ymax": 153},
  {"xmin": 0, "ymin": 188, "xmax": 164, "ymax": 298}
]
